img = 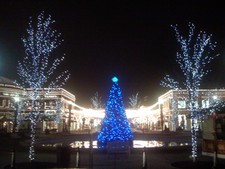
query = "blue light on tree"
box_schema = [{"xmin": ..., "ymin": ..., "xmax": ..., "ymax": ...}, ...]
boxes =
[{"xmin": 97, "ymin": 77, "xmax": 133, "ymax": 148}]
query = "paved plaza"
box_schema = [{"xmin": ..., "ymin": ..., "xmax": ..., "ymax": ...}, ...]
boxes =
[
  {"xmin": 0, "ymin": 132, "xmax": 225, "ymax": 169},
  {"xmin": 1, "ymin": 146, "xmax": 225, "ymax": 169}
]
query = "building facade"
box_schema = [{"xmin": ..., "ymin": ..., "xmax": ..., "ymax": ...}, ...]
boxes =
[
  {"xmin": 156, "ymin": 89, "xmax": 225, "ymax": 131},
  {"xmin": 0, "ymin": 76, "xmax": 25, "ymax": 132},
  {"xmin": 20, "ymin": 88, "xmax": 76, "ymax": 133},
  {"xmin": 0, "ymin": 76, "xmax": 77, "ymax": 133},
  {"xmin": 1, "ymin": 75, "xmax": 225, "ymax": 134}
]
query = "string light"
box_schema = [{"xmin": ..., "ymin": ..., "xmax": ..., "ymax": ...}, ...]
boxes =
[
  {"xmin": 17, "ymin": 11, "xmax": 69, "ymax": 161},
  {"xmin": 161, "ymin": 22, "xmax": 218, "ymax": 162}
]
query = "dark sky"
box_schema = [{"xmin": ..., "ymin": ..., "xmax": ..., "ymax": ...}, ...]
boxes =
[{"xmin": 1, "ymin": 0, "xmax": 225, "ymax": 107}]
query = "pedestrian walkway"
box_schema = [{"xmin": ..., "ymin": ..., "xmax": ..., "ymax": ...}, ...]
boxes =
[
  {"xmin": 1, "ymin": 132, "xmax": 225, "ymax": 169},
  {"xmin": 1, "ymin": 145, "xmax": 225, "ymax": 169}
]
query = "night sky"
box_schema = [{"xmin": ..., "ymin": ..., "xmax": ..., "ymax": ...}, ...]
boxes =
[{"xmin": 1, "ymin": 0, "xmax": 225, "ymax": 107}]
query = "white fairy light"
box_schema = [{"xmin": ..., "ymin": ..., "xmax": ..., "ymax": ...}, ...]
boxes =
[
  {"xmin": 17, "ymin": 11, "xmax": 69, "ymax": 161},
  {"xmin": 161, "ymin": 22, "xmax": 219, "ymax": 162}
]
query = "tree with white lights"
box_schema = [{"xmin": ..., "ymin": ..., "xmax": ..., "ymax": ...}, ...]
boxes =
[
  {"xmin": 17, "ymin": 12, "xmax": 69, "ymax": 161},
  {"xmin": 161, "ymin": 23, "xmax": 219, "ymax": 162},
  {"xmin": 129, "ymin": 92, "xmax": 141, "ymax": 109},
  {"xmin": 91, "ymin": 92, "xmax": 103, "ymax": 109},
  {"xmin": 97, "ymin": 77, "xmax": 133, "ymax": 148}
]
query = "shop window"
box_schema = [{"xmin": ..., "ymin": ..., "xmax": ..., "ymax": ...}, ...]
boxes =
[
  {"xmin": 178, "ymin": 100, "xmax": 186, "ymax": 109},
  {"xmin": 202, "ymin": 100, "xmax": 209, "ymax": 108}
]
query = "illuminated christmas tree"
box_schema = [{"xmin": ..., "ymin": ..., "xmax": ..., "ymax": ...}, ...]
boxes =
[
  {"xmin": 17, "ymin": 12, "xmax": 69, "ymax": 161},
  {"xmin": 97, "ymin": 77, "xmax": 133, "ymax": 148}
]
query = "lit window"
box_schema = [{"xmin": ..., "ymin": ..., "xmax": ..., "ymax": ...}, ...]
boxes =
[
  {"xmin": 178, "ymin": 100, "xmax": 186, "ymax": 108},
  {"xmin": 202, "ymin": 100, "xmax": 209, "ymax": 108}
]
